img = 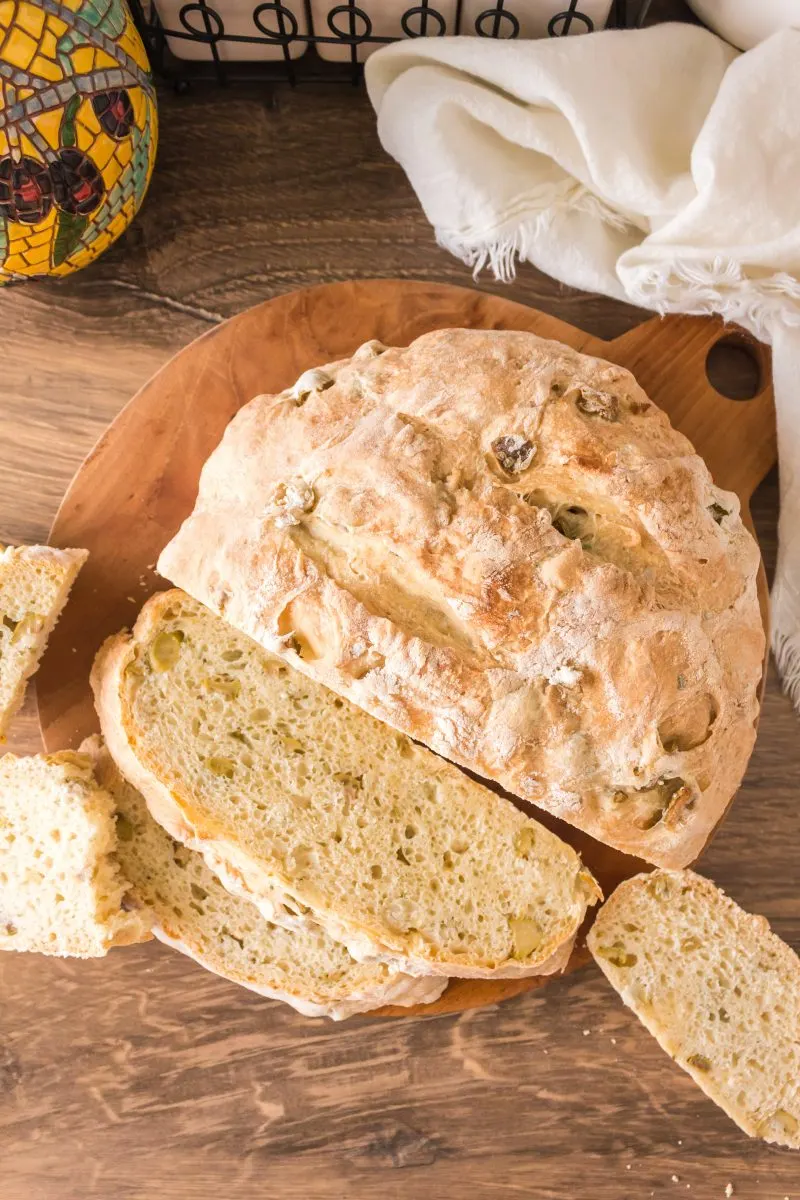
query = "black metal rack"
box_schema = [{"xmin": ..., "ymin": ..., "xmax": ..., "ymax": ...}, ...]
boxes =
[{"xmin": 129, "ymin": 0, "xmax": 655, "ymax": 87}]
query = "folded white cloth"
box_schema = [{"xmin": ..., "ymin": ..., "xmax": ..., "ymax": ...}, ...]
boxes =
[{"xmin": 366, "ymin": 24, "xmax": 800, "ymax": 708}]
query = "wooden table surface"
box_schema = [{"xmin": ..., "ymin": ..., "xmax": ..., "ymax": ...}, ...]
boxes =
[{"xmin": 1, "ymin": 9, "xmax": 798, "ymax": 1199}]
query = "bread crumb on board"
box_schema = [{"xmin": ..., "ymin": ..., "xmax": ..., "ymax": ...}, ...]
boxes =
[
  {"xmin": 725, "ymin": 1186, "xmax": 734, "ymax": 1199},
  {"xmin": 672, "ymin": 1176, "xmax": 680, "ymax": 1184}
]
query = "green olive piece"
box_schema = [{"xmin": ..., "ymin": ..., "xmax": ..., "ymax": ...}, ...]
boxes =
[{"xmin": 149, "ymin": 630, "xmax": 184, "ymax": 672}]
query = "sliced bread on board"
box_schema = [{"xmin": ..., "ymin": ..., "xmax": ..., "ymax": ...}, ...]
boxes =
[
  {"xmin": 87, "ymin": 737, "xmax": 446, "ymax": 1019},
  {"xmin": 0, "ymin": 752, "xmax": 150, "ymax": 957},
  {"xmin": 157, "ymin": 329, "xmax": 764, "ymax": 869},
  {"xmin": 588, "ymin": 869, "xmax": 800, "ymax": 1148},
  {"xmin": 91, "ymin": 589, "xmax": 600, "ymax": 979},
  {"xmin": 0, "ymin": 544, "xmax": 87, "ymax": 738}
]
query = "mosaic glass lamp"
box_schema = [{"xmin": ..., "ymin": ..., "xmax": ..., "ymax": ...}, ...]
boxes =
[{"xmin": 0, "ymin": 0, "xmax": 157, "ymax": 283}]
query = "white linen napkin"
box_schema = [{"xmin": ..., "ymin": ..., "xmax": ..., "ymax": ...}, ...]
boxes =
[{"xmin": 366, "ymin": 24, "xmax": 800, "ymax": 708}]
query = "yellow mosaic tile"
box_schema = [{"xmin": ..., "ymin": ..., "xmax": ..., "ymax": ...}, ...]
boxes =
[
  {"xmin": 70, "ymin": 45, "xmax": 96, "ymax": 73},
  {"xmin": 3, "ymin": 26, "xmax": 39, "ymax": 69},
  {"xmin": 33, "ymin": 108, "xmax": 63, "ymax": 149},
  {"xmin": 16, "ymin": 3, "xmax": 44, "ymax": 38},
  {"xmin": 40, "ymin": 29, "xmax": 58, "ymax": 58},
  {"xmin": 30, "ymin": 53, "xmax": 62, "ymax": 81}
]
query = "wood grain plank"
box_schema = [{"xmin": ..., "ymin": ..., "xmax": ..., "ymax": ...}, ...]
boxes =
[{"xmin": 1, "ymin": 25, "xmax": 798, "ymax": 1195}]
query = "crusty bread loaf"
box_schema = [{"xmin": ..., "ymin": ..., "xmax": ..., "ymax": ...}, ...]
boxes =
[
  {"xmin": 158, "ymin": 329, "xmax": 763, "ymax": 868},
  {"xmin": 91, "ymin": 589, "xmax": 599, "ymax": 979},
  {"xmin": 588, "ymin": 869, "xmax": 800, "ymax": 1148},
  {"xmin": 86, "ymin": 738, "xmax": 445, "ymax": 1019},
  {"xmin": 0, "ymin": 751, "xmax": 150, "ymax": 957},
  {"xmin": 0, "ymin": 544, "xmax": 87, "ymax": 738}
]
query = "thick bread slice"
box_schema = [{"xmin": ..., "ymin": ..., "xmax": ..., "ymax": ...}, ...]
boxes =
[
  {"xmin": 0, "ymin": 544, "xmax": 87, "ymax": 738},
  {"xmin": 0, "ymin": 752, "xmax": 150, "ymax": 957},
  {"xmin": 157, "ymin": 329, "xmax": 763, "ymax": 869},
  {"xmin": 91, "ymin": 589, "xmax": 599, "ymax": 979},
  {"xmin": 588, "ymin": 869, "xmax": 800, "ymax": 1148},
  {"xmin": 86, "ymin": 737, "xmax": 446, "ymax": 1019}
]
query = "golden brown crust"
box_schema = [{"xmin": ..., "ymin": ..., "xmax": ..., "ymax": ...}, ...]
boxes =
[{"xmin": 159, "ymin": 328, "xmax": 764, "ymax": 867}]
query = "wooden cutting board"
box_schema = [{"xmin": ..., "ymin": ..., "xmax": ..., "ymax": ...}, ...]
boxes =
[{"xmin": 40, "ymin": 279, "xmax": 776, "ymax": 1018}]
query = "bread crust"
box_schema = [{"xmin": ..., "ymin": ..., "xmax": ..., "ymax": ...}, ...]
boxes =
[
  {"xmin": 150, "ymin": 925, "xmax": 447, "ymax": 1019},
  {"xmin": 159, "ymin": 329, "xmax": 763, "ymax": 867}
]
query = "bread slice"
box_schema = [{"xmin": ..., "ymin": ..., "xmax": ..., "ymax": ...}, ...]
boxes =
[
  {"xmin": 0, "ymin": 544, "xmax": 87, "ymax": 738},
  {"xmin": 86, "ymin": 737, "xmax": 446, "ymax": 1019},
  {"xmin": 0, "ymin": 751, "xmax": 150, "ymax": 957},
  {"xmin": 588, "ymin": 869, "xmax": 800, "ymax": 1148},
  {"xmin": 91, "ymin": 589, "xmax": 599, "ymax": 979}
]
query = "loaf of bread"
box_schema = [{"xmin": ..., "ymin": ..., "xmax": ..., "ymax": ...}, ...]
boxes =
[
  {"xmin": 588, "ymin": 869, "xmax": 800, "ymax": 1148},
  {"xmin": 0, "ymin": 544, "xmax": 87, "ymax": 738},
  {"xmin": 157, "ymin": 329, "xmax": 764, "ymax": 867},
  {"xmin": 0, "ymin": 751, "xmax": 150, "ymax": 957},
  {"xmin": 91, "ymin": 589, "xmax": 599, "ymax": 979},
  {"xmin": 87, "ymin": 738, "xmax": 445, "ymax": 1019}
]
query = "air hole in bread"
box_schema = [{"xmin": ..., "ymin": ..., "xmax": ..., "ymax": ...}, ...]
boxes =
[
  {"xmin": 523, "ymin": 489, "xmax": 669, "ymax": 586},
  {"xmin": 658, "ymin": 694, "xmax": 718, "ymax": 754},
  {"xmin": 615, "ymin": 777, "xmax": 695, "ymax": 831}
]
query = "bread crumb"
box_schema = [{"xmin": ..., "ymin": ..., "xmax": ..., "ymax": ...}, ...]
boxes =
[
  {"xmin": 672, "ymin": 1177, "xmax": 680, "ymax": 1184},
  {"xmin": 725, "ymin": 1186, "xmax": 733, "ymax": 1199},
  {"xmin": 626, "ymin": 1164, "xmax": 631, "ymax": 1171},
  {"xmin": 582, "ymin": 1029, "xmax": 591, "ymax": 1036},
  {"xmin": 611, "ymin": 1037, "xmax": 617, "ymax": 1045}
]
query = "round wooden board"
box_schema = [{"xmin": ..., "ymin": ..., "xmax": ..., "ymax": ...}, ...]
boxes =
[{"xmin": 41, "ymin": 279, "xmax": 776, "ymax": 1018}]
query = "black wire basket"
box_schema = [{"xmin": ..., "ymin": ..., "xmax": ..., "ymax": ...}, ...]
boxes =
[{"xmin": 130, "ymin": 0, "xmax": 654, "ymax": 87}]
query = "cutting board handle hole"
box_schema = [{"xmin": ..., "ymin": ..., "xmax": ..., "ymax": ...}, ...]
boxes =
[{"xmin": 705, "ymin": 334, "xmax": 762, "ymax": 401}]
